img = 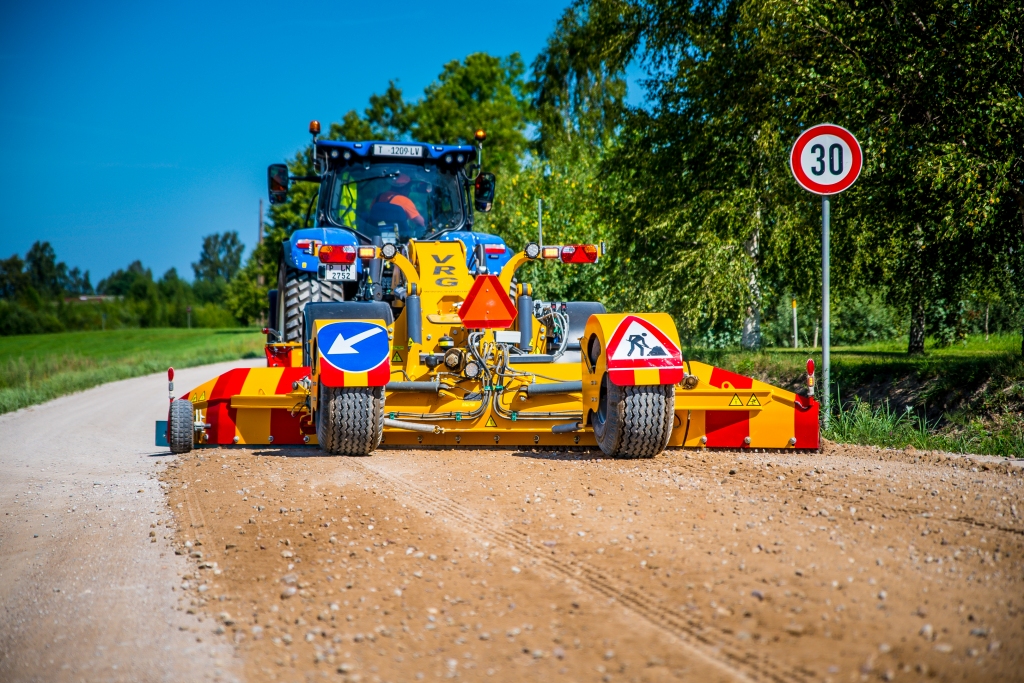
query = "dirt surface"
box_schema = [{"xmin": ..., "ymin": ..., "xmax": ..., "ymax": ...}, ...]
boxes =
[
  {"xmin": 0, "ymin": 359, "xmax": 261, "ymax": 683},
  {"xmin": 161, "ymin": 440, "xmax": 1023, "ymax": 683}
]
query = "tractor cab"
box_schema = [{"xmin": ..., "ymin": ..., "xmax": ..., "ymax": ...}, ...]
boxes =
[
  {"xmin": 266, "ymin": 124, "xmax": 502, "ymax": 342},
  {"xmin": 317, "ymin": 140, "xmax": 476, "ymax": 243}
]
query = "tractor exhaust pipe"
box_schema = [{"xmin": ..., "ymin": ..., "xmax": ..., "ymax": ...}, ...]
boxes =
[
  {"xmin": 550, "ymin": 421, "xmax": 583, "ymax": 434},
  {"xmin": 383, "ymin": 418, "xmax": 444, "ymax": 434}
]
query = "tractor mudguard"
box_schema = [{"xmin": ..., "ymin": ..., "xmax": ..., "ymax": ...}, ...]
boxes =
[
  {"xmin": 285, "ymin": 228, "xmax": 361, "ymax": 274},
  {"xmin": 582, "ymin": 313, "xmax": 685, "ymax": 386},
  {"xmin": 582, "ymin": 313, "xmax": 685, "ymax": 426}
]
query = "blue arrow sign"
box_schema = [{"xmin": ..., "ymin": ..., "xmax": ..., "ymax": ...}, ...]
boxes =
[{"xmin": 317, "ymin": 321, "xmax": 389, "ymax": 373}]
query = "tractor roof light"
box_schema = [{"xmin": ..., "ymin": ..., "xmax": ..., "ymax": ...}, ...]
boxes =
[
  {"xmin": 358, "ymin": 246, "xmax": 378, "ymax": 260},
  {"xmin": 560, "ymin": 244, "xmax": 599, "ymax": 264},
  {"xmin": 319, "ymin": 244, "xmax": 356, "ymax": 264},
  {"xmin": 309, "ymin": 120, "xmax": 321, "ymax": 135},
  {"xmin": 380, "ymin": 243, "xmax": 398, "ymax": 260},
  {"xmin": 524, "ymin": 242, "xmax": 541, "ymax": 259},
  {"xmin": 541, "ymin": 246, "xmax": 560, "ymax": 259}
]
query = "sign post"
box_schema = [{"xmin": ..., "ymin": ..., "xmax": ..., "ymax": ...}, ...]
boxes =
[
  {"xmin": 821, "ymin": 195, "xmax": 831, "ymax": 427},
  {"xmin": 789, "ymin": 124, "xmax": 862, "ymax": 428}
]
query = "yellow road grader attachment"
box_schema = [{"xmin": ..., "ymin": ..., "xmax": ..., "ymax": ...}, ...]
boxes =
[{"xmin": 160, "ymin": 240, "xmax": 819, "ymax": 457}]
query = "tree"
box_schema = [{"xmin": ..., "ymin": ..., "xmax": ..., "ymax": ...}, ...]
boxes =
[
  {"xmin": 191, "ymin": 231, "xmax": 244, "ymax": 304},
  {"xmin": 192, "ymin": 231, "xmax": 244, "ymax": 283},
  {"xmin": 63, "ymin": 267, "xmax": 93, "ymax": 296},
  {"xmin": 536, "ymin": 0, "xmax": 1024, "ymax": 351},
  {"xmin": 530, "ymin": 0, "xmax": 633, "ymax": 157},
  {"xmin": 480, "ymin": 135, "xmax": 616, "ymax": 303},
  {"xmin": 0, "ymin": 255, "xmax": 30, "ymax": 300},
  {"xmin": 24, "ymin": 241, "xmax": 67, "ymax": 299},
  {"xmin": 327, "ymin": 54, "xmax": 532, "ymax": 177},
  {"xmin": 412, "ymin": 53, "xmax": 532, "ymax": 177},
  {"xmin": 97, "ymin": 260, "xmax": 152, "ymax": 297}
]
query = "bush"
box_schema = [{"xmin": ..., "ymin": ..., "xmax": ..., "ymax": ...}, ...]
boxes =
[
  {"xmin": 192, "ymin": 303, "xmax": 239, "ymax": 328},
  {"xmin": 0, "ymin": 300, "xmax": 63, "ymax": 335}
]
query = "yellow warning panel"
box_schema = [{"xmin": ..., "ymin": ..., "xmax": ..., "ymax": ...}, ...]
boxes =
[
  {"xmin": 729, "ymin": 394, "xmax": 742, "ymax": 406},
  {"xmin": 747, "ymin": 394, "xmax": 761, "ymax": 406},
  {"xmin": 485, "ymin": 416, "xmax": 497, "ymax": 427}
]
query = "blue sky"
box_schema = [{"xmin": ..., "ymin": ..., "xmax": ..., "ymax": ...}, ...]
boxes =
[{"xmin": 0, "ymin": 0, "xmax": 582, "ymax": 284}]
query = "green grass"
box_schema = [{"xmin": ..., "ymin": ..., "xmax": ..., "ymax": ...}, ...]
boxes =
[
  {"xmin": 0, "ymin": 328, "xmax": 265, "ymax": 415},
  {"xmin": 823, "ymin": 396, "xmax": 1024, "ymax": 458},
  {"xmin": 688, "ymin": 333, "xmax": 1024, "ymax": 458}
]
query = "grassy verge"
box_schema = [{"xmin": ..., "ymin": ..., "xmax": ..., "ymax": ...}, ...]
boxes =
[
  {"xmin": 823, "ymin": 398, "xmax": 1023, "ymax": 458},
  {"xmin": 0, "ymin": 328, "xmax": 264, "ymax": 415},
  {"xmin": 689, "ymin": 333, "xmax": 1024, "ymax": 457}
]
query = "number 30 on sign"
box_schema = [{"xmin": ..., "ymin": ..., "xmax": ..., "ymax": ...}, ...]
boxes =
[{"xmin": 789, "ymin": 124, "xmax": 862, "ymax": 195}]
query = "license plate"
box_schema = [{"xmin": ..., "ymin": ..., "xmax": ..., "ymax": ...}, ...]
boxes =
[
  {"xmin": 373, "ymin": 143, "xmax": 422, "ymax": 158},
  {"xmin": 321, "ymin": 264, "xmax": 356, "ymax": 281}
]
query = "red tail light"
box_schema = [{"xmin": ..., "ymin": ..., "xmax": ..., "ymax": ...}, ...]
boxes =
[
  {"xmin": 560, "ymin": 244, "xmax": 599, "ymax": 264},
  {"xmin": 483, "ymin": 244, "xmax": 506, "ymax": 255},
  {"xmin": 319, "ymin": 245, "xmax": 356, "ymax": 264},
  {"xmin": 806, "ymin": 359, "xmax": 815, "ymax": 375},
  {"xmin": 295, "ymin": 239, "xmax": 311, "ymax": 250}
]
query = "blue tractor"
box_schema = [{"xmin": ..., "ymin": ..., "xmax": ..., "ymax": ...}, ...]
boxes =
[{"xmin": 266, "ymin": 122, "xmax": 502, "ymax": 341}]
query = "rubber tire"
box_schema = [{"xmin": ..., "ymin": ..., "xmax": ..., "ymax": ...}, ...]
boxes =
[
  {"xmin": 593, "ymin": 375, "xmax": 674, "ymax": 459},
  {"xmin": 168, "ymin": 399, "xmax": 194, "ymax": 454},
  {"xmin": 279, "ymin": 264, "xmax": 346, "ymax": 342},
  {"xmin": 317, "ymin": 385, "xmax": 384, "ymax": 456}
]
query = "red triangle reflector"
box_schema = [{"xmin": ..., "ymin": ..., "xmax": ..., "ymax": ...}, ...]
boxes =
[{"xmin": 458, "ymin": 275, "xmax": 517, "ymax": 329}]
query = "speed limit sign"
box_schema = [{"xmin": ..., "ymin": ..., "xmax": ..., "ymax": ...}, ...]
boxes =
[
  {"xmin": 789, "ymin": 123, "xmax": 862, "ymax": 430},
  {"xmin": 789, "ymin": 124, "xmax": 862, "ymax": 195}
]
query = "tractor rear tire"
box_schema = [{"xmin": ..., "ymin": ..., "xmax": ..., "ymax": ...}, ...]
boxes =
[
  {"xmin": 593, "ymin": 375, "xmax": 674, "ymax": 459},
  {"xmin": 317, "ymin": 385, "xmax": 384, "ymax": 456},
  {"xmin": 279, "ymin": 266, "xmax": 346, "ymax": 342},
  {"xmin": 168, "ymin": 399, "xmax": 194, "ymax": 454}
]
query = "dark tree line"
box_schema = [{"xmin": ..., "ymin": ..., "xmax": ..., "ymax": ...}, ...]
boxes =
[{"xmin": 0, "ymin": 233, "xmax": 244, "ymax": 335}]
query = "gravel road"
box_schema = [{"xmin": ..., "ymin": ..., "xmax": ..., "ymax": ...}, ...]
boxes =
[
  {"xmin": 3, "ymin": 361, "xmax": 1022, "ymax": 683},
  {"xmin": 0, "ymin": 359, "xmax": 260, "ymax": 683}
]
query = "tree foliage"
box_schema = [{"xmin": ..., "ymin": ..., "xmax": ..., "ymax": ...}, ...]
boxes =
[
  {"xmin": 532, "ymin": 0, "xmax": 1024, "ymax": 350},
  {"xmin": 1, "ymin": 238, "xmax": 239, "ymax": 335}
]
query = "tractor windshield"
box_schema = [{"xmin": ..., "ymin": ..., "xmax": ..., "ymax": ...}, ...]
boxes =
[{"xmin": 328, "ymin": 163, "xmax": 465, "ymax": 242}]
